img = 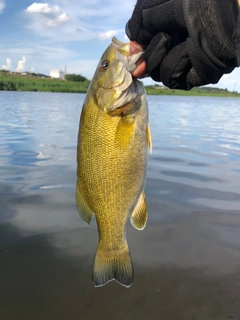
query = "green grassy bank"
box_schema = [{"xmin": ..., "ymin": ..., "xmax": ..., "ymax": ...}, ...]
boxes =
[
  {"xmin": 145, "ymin": 85, "xmax": 240, "ymax": 97},
  {"xmin": 0, "ymin": 72, "xmax": 239, "ymax": 97},
  {"xmin": 0, "ymin": 72, "xmax": 90, "ymax": 93}
]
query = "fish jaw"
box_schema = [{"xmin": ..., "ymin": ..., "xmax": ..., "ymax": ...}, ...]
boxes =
[{"xmin": 111, "ymin": 36, "xmax": 144, "ymax": 72}]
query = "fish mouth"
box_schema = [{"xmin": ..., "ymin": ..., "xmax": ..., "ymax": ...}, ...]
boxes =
[
  {"xmin": 111, "ymin": 37, "xmax": 130, "ymax": 56},
  {"xmin": 111, "ymin": 37, "xmax": 144, "ymax": 68},
  {"xmin": 111, "ymin": 37, "xmax": 144, "ymax": 74}
]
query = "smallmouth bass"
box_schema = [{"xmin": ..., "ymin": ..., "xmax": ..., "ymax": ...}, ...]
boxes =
[{"xmin": 76, "ymin": 37, "xmax": 152, "ymax": 288}]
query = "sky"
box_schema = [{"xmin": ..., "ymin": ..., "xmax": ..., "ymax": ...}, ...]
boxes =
[{"xmin": 0, "ymin": 0, "xmax": 240, "ymax": 92}]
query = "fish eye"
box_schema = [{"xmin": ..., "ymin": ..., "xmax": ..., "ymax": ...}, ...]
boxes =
[{"xmin": 101, "ymin": 60, "xmax": 109, "ymax": 71}]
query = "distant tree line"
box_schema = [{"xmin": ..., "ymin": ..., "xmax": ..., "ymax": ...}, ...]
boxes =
[{"xmin": 64, "ymin": 74, "xmax": 87, "ymax": 82}]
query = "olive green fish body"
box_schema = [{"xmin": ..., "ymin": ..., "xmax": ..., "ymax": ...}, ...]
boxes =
[{"xmin": 76, "ymin": 37, "xmax": 151, "ymax": 287}]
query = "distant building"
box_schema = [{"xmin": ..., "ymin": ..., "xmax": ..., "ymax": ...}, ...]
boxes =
[
  {"xmin": 20, "ymin": 72, "xmax": 28, "ymax": 75},
  {"xmin": 9, "ymin": 71, "xmax": 21, "ymax": 75},
  {"xmin": 50, "ymin": 70, "xmax": 64, "ymax": 79}
]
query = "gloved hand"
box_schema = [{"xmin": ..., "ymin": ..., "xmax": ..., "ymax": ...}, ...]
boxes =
[{"xmin": 126, "ymin": 0, "xmax": 239, "ymax": 90}]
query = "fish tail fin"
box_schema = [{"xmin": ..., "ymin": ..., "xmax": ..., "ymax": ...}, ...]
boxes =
[{"xmin": 92, "ymin": 244, "xmax": 133, "ymax": 288}]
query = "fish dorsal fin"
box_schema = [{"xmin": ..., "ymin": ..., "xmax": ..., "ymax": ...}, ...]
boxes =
[
  {"xmin": 76, "ymin": 182, "xmax": 95, "ymax": 224},
  {"xmin": 130, "ymin": 191, "xmax": 148, "ymax": 230},
  {"xmin": 146, "ymin": 123, "xmax": 152, "ymax": 153}
]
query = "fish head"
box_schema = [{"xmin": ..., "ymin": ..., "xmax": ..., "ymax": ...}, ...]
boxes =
[{"xmin": 92, "ymin": 37, "xmax": 144, "ymax": 115}]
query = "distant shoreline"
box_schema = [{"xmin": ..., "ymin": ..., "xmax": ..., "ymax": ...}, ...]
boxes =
[
  {"xmin": 0, "ymin": 72, "xmax": 90, "ymax": 93},
  {"xmin": 145, "ymin": 85, "xmax": 240, "ymax": 97},
  {"xmin": 0, "ymin": 72, "xmax": 239, "ymax": 97}
]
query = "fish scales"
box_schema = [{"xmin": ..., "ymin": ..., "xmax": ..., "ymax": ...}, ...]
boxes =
[{"xmin": 76, "ymin": 37, "xmax": 151, "ymax": 287}]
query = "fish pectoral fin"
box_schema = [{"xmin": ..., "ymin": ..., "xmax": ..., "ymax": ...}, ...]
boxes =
[
  {"xmin": 93, "ymin": 244, "xmax": 133, "ymax": 288},
  {"xmin": 76, "ymin": 182, "xmax": 95, "ymax": 224},
  {"xmin": 146, "ymin": 123, "xmax": 152, "ymax": 154},
  {"xmin": 130, "ymin": 191, "xmax": 148, "ymax": 230}
]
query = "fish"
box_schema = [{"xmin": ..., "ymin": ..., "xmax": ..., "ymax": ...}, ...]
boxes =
[{"xmin": 76, "ymin": 37, "xmax": 152, "ymax": 288}]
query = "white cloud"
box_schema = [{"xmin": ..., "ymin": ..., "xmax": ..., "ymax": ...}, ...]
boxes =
[
  {"xmin": 16, "ymin": 56, "xmax": 27, "ymax": 71},
  {"xmin": 26, "ymin": 3, "xmax": 70, "ymax": 27},
  {"xmin": 2, "ymin": 58, "xmax": 11, "ymax": 70},
  {"xmin": 23, "ymin": 0, "xmax": 135, "ymax": 41},
  {"xmin": 0, "ymin": 1, "xmax": 5, "ymax": 14},
  {"xmin": 99, "ymin": 30, "xmax": 118, "ymax": 40},
  {"xmin": 26, "ymin": 3, "xmax": 61, "ymax": 14},
  {"xmin": 46, "ymin": 13, "xmax": 69, "ymax": 26}
]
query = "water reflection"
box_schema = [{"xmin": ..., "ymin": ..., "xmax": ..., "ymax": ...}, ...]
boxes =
[
  {"xmin": 2, "ymin": 217, "xmax": 240, "ymax": 320},
  {"xmin": 1, "ymin": 92, "xmax": 240, "ymax": 319}
]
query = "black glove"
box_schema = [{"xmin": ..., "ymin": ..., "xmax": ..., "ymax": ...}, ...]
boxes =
[{"xmin": 126, "ymin": 0, "xmax": 239, "ymax": 90}]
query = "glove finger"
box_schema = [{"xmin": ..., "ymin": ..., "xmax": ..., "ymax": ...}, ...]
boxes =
[
  {"xmin": 126, "ymin": 0, "xmax": 186, "ymax": 45},
  {"xmin": 144, "ymin": 32, "xmax": 173, "ymax": 82},
  {"xmin": 143, "ymin": 0, "xmax": 186, "ymax": 33},
  {"xmin": 160, "ymin": 42, "xmax": 205, "ymax": 90},
  {"xmin": 186, "ymin": 67, "xmax": 212, "ymax": 90}
]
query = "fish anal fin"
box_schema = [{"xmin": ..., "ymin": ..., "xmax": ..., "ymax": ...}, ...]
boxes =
[
  {"xmin": 130, "ymin": 191, "xmax": 148, "ymax": 230},
  {"xmin": 76, "ymin": 182, "xmax": 95, "ymax": 224},
  {"xmin": 93, "ymin": 245, "xmax": 133, "ymax": 288},
  {"xmin": 146, "ymin": 123, "xmax": 152, "ymax": 153}
]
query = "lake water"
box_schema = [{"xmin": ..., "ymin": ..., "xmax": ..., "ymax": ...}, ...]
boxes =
[{"xmin": 1, "ymin": 91, "xmax": 240, "ymax": 320}]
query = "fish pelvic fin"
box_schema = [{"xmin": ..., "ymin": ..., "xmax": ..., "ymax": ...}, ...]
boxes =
[
  {"xmin": 92, "ymin": 244, "xmax": 133, "ymax": 288},
  {"xmin": 130, "ymin": 191, "xmax": 148, "ymax": 230},
  {"xmin": 146, "ymin": 123, "xmax": 152, "ymax": 154},
  {"xmin": 75, "ymin": 181, "xmax": 95, "ymax": 224}
]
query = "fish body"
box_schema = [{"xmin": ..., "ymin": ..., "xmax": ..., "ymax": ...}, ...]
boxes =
[{"xmin": 76, "ymin": 37, "xmax": 151, "ymax": 287}]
